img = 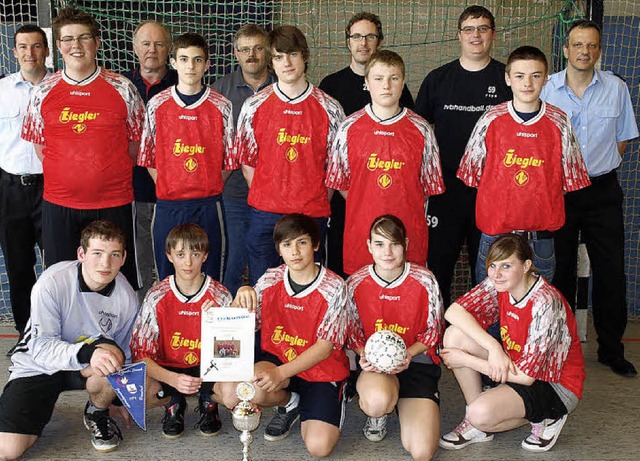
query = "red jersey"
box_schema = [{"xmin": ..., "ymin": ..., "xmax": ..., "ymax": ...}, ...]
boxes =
[
  {"xmin": 347, "ymin": 262, "xmax": 444, "ymax": 363},
  {"xmin": 326, "ymin": 107, "xmax": 444, "ymax": 273},
  {"xmin": 458, "ymin": 101, "xmax": 590, "ymax": 234},
  {"xmin": 138, "ymin": 86, "xmax": 234, "ymax": 200},
  {"xmin": 456, "ymin": 276, "xmax": 585, "ymax": 398},
  {"xmin": 232, "ymin": 84, "xmax": 344, "ymax": 217},
  {"xmin": 22, "ymin": 67, "xmax": 144, "ymax": 209},
  {"xmin": 255, "ymin": 265, "xmax": 350, "ymax": 382},
  {"xmin": 130, "ymin": 275, "xmax": 232, "ymax": 369}
]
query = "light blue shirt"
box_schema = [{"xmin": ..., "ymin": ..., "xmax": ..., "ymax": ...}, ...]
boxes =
[
  {"xmin": 0, "ymin": 71, "xmax": 46, "ymax": 174},
  {"xmin": 541, "ymin": 68, "xmax": 639, "ymax": 176}
]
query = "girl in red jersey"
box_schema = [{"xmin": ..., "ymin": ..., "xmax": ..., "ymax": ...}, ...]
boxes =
[
  {"xmin": 439, "ymin": 234, "xmax": 585, "ymax": 453},
  {"xmin": 347, "ymin": 215, "xmax": 444, "ymax": 461}
]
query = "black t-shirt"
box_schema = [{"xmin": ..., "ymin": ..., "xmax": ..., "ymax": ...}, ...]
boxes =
[
  {"xmin": 319, "ymin": 66, "xmax": 414, "ymax": 116},
  {"xmin": 415, "ymin": 59, "xmax": 512, "ymax": 178}
]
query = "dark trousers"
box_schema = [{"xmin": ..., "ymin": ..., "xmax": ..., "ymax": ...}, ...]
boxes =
[
  {"xmin": 42, "ymin": 200, "xmax": 140, "ymax": 290},
  {"xmin": 326, "ymin": 193, "xmax": 346, "ymax": 279},
  {"xmin": 426, "ymin": 177, "xmax": 480, "ymax": 307},
  {"xmin": 0, "ymin": 170, "xmax": 43, "ymax": 333},
  {"xmin": 552, "ymin": 171, "xmax": 627, "ymax": 359}
]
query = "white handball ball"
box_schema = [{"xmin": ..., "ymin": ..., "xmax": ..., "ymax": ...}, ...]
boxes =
[{"xmin": 364, "ymin": 330, "xmax": 407, "ymax": 373}]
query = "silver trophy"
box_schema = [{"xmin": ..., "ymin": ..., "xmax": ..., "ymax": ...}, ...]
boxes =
[{"xmin": 232, "ymin": 382, "xmax": 262, "ymax": 461}]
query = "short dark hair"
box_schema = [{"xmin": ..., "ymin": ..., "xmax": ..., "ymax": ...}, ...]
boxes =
[
  {"xmin": 506, "ymin": 45, "xmax": 548, "ymax": 73},
  {"xmin": 173, "ymin": 32, "xmax": 209, "ymax": 60},
  {"xmin": 53, "ymin": 7, "xmax": 100, "ymax": 41},
  {"xmin": 365, "ymin": 50, "xmax": 405, "ymax": 79},
  {"xmin": 564, "ymin": 19, "xmax": 602, "ymax": 47},
  {"xmin": 486, "ymin": 233, "xmax": 537, "ymax": 275},
  {"xmin": 165, "ymin": 223, "xmax": 210, "ymax": 254},
  {"xmin": 345, "ymin": 12, "xmax": 384, "ymax": 42},
  {"xmin": 267, "ymin": 25, "xmax": 309, "ymax": 63},
  {"xmin": 234, "ymin": 24, "xmax": 267, "ymax": 48},
  {"xmin": 80, "ymin": 221, "xmax": 126, "ymax": 251},
  {"xmin": 369, "ymin": 215, "xmax": 407, "ymax": 254},
  {"xmin": 14, "ymin": 24, "xmax": 48, "ymax": 49},
  {"xmin": 133, "ymin": 20, "xmax": 172, "ymax": 46},
  {"xmin": 458, "ymin": 5, "xmax": 496, "ymax": 31},
  {"xmin": 273, "ymin": 213, "xmax": 320, "ymax": 250}
]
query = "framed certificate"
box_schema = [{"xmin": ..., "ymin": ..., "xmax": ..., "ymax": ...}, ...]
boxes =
[{"xmin": 201, "ymin": 307, "xmax": 255, "ymax": 382}]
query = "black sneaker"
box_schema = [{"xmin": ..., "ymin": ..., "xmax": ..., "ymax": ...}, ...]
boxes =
[
  {"xmin": 83, "ymin": 401, "xmax": 123, "ymax": 453},
  {"xmin": 264, "ymin": 406, "xmax": 300, "ymax": 441},
  {"xmin": 162, "ymin": 397, "xmax": 186, "ymax": 439},
  {"xmin": 194, "ymin": 398, "xmax": 222, "ymax": 436},
  {"xmin": 598, "ymin": 355, "xmax": 638, "ymax": 377}
]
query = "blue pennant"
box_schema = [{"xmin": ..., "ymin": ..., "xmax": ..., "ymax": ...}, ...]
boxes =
[{"xmin": 107, "ymin": 362, "xmax": 147, "ymax": 430}]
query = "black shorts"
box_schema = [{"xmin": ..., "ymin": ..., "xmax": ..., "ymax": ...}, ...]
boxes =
[
  {"xmin": 0, "ymin": 372, "xmax": 86, "ymax": 436},
  {"xmin": 397, "ymin": 362, "xmax": 441, "ymax": 404},
  {"xmin": 507, "ymin": 380, "xmax": 568, "ymax": 423},
  {"xmin": 156, "ymin": 366, "xmax": 201, "ymax": 399},
  {"xmin": 259, "ymin": 352, "xmax": 347, "ymax": 428}
]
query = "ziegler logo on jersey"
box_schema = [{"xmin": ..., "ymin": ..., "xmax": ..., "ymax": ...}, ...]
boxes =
[
  {"xmin": 276, "ymin": 128, "xmax": 310, "ymax": 146},
  {"xmin": 503, "ymin": 149, "xmax": 544, "ymax": 187},
  {"xmin": 374, "ymin": 319, "xmax": 409, "ymax": 335},
  {"xmin": 367, "ymin": 153, "xmax": 405, "ymax": 190},
  {"xmin": 173, "ymin": 139, "xmax": 206, "ymax": 172},
  {"xmin": 500, "ymin": 325, "xmax": 522, "ymax": 352},
  {"xmin": 271, "ymin": 326, "xmax": 309, "ymax": 347},
  {"xmin": 170, "ymin": 332, "xmax": 201, "ymax": 351},
  {"xmin": 59, "ymin": 107, "xmax": 100, "ymax": 134}
]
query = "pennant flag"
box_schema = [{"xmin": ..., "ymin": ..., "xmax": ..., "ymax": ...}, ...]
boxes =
[{"xmin": 107, "ymin": 362, "xmax": 147, "ymax": 430}]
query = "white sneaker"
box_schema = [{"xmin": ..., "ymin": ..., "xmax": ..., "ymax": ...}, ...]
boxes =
[
  {"xmin": 363, "ymin": 415, "xmax": 388, "ymax": 442},
  {"xmin": 439, "ymin": 417, "xmax": 494, "ymax": 450},
  {"xmin": 521, "ymin": 414, "xmax": 568, "ymax": 452}
]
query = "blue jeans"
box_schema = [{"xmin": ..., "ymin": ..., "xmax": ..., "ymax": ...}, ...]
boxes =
[
  {"xmin": 246, "ymin": 208, "xmax": 327, "ymax": 286},
  {"xmin": 475, "ymin": 232, "xmax": 556, "ymax": 283},
  {"xmin": 222, "ymin": 198, "xmax": 250, "ymax": 296}
]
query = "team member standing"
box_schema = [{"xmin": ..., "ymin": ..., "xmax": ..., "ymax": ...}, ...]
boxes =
[
  {"xmin": 348, "ymin": 215, "xmax": 444, "ymax": 461},
  {"xmin": 458, "ymin": 46, "xmax": 590, "ymax": 283},
  {"xmin": 415, "ymin": 5, "xmax": 512, "ymax": 306},
  {"xmin": 320, "ymin": 11, "xmax": 414, "ymax": 277},
  {"xmin": 0, "ymin": 221, "xmax": 139, "ymax": 459},
  {"xmin": 439, "ymin": 234, "xmax": 585, "ymax": 453},
  {"xmin": 326, "ymin": 51, "xmax": 444, "ymax": 275},
  {"xmin": 215, "ymin": 214, "xmax": 351, "ymax": 458},
  {"xmin": 21, "ymin": 7, "xmax": 145, "ymax": 290},
  {"xmin": 233, "ymin": 25, "xmax": 344, "ymax": 285},
  {"xmin": 138, "ymin": 33, "xmax": 233, "ymax": 282},
  {"xmin": 124, "ymin": 20, "xmax": 177, "ymax": 302},
  {"xmin": 0, "ymin": 25, "xmax": 49, "ymax": 355},
  {"xmin": 130, "ymin": 224, "xmax": 232, "ymax": 439},
  {"xmin": 541, "ymin": 19, "xmax": 639, "ymax": 378},
  {"xmin": 212, "ymin": 24, "xmax": 275, "ymax": 296}
]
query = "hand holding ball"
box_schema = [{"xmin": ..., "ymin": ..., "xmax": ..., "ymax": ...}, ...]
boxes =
[{"xmin": 364, "ymin": 330, "xmax": 407, "ymax": 373}]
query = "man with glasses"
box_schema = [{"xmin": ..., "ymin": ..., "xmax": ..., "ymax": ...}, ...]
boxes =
[
  {"xmin": 415, "ymin": 5, "xmax": 511, "ymax": 307},
  {"xmin": 212, "ymin": 24, "xmax": 275, "ymax": 296},
  {"xmin": 124, "ymin": 20, "xmax": 177, "ymax": 303},
  {"xmin": 0, "ymin": 25, "xmax": 50, "ymax": 356},
  {"xmin": 319, "ymin": 11, "xmax": 413, "ymax": 278},
  {"xmin": 22, "ymin": 7, "xmax": 145, "ymax": 291}
]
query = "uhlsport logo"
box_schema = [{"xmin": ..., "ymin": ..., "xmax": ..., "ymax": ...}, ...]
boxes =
[
  {"xmin": 503, "ymin": 149, "xmax": 543, "ymax": 187},
  {"xmin": 59, "ymin": 107, "xmax": 100, "ymax": 134},
  {"xmin": 173, "ymin": 138, "xmax": 206, "ymax": 172}
]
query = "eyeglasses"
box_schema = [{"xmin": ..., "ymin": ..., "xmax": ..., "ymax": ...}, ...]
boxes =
[
  {"xmin": 236, "ymin": 45, "xmax": 265, "ymax": 55},
  {"xmin": 459, "ymin": 25, "xmax": 493, "ymax": 34},
  {"xmin": 59, "ymin": 34, "xmax": 95, "ymax": 44},
  {"xmin": 348, "ymin": 33, "xmax": 379, "ymax": 42}
]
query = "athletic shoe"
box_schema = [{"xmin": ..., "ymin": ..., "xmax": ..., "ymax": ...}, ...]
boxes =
[
  {"xmin": 363, "ymin": 415, "xmax": 388, "ymax": 442},
  {"xmin": 598, "ymin": 355, "xmax": 638, "ymax": 378},
  {"xmin": 83, "ymin": 401, "xmax": 123, "ymax": 453},
  {"xmin": 264, "ymin": 406, "xmax": 300, "ymax": 441},
  {"xmin": 195, "ymin": 398, "xmax": 222, "ymax": 436},
  {"xmin": 439, "ymin": 417, "xmax": 494, "ymax": 450},
  {"xmin": 162, "ymin": 397, "xmax": 186, "ymax": 439},
  {"xmin": 521, "ymin": 414, "xmax": 568, "ymax": 452}
]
